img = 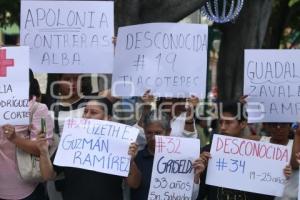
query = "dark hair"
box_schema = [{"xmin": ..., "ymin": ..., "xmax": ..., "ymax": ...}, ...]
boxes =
[
  {"xmin": 156, "ymin": 97, "xmax": 186, "ymax": 107},
  {"xmin": 91, "ymin": 98, "xmax": 113, "ymax": 116},
  {"xmin": 144, "ymin": 110, "xmax": 171, "ymax": 130},
  {"xmin": 218, "ymin": 101, "xmax": 247, "ymax": 122},
  {"xmin": 29, "ymin": 69, "xmax": 41, "ymax": 99}
]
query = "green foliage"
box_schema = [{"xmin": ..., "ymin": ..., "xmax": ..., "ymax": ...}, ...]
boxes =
[
  {"xmin": 0, "ymin": 0, "xmax": 20, "ymax": 27},
  {"xmin": 289, "ymin": 0, "xmax": 300, "ymax": 7},
  {"xmin": 288, "ymin": 0, "xmax": 300, "ymax": 30},
  {"xmin": 286, "ymin": 0, "xmax": 300, "ymax": 48}
]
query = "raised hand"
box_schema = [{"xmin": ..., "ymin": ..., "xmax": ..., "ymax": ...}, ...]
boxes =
[
  {"xmin": 193, "ymin": 151, "xmax": 211, "ymax": 183},
  {"xmin": 142, "ymin": 89, "xmax": 155, "ymax": 105},
  {"xmin": 128, "ymin": 142, "xmax": 138, "ymax": 161},
  {"xmin": 283, "ymin": 165, "xmax": 292, "ymax": 179}
]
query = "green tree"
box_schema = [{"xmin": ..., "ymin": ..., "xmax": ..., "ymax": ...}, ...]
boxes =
[
  {"xmin": 217, "ymin": 0, "xmax": 273, "ymax": 100},
  {"xmin": 0, "ymin": 0, "xmax": 19, "ymax": 27},
  {"xmin": 264, "ymin": 0, "xmax": 300, "ymax": 49}
]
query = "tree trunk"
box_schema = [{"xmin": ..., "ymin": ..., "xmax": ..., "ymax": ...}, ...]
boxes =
[
  {"xmin": 263, "ymin": 0, "xmax": 289, "ymax": 48},
  {"xmin": 217, "ymin": 0, "xmax": 273, "ymax": 101},
  {"xmin": 115, "ymin": 0, "xmax": 207, "ymax": 27},
  {"xmin": 139, "ymin": 0, "xmax": 207, "ymax": 23}
]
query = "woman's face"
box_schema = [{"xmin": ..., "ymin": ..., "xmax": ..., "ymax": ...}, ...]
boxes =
[
  {"xmin": 83, "ymin": 101, "xmax": 108, "ymax": 120},
  {"xmin": 59, "ymin": 74, "xmax": 80, "ymax": 97}
]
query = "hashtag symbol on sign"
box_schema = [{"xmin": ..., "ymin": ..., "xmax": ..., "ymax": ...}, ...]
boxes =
[
  {"xmin": 156, "ymin": 136, "xmax": 166, "ymax": 153},
  {"xmin": 67, "ymin": 119, "xmax": 76, "ymax": 128},
  {"xmin": 216, "ymin": 158, "xmax": 227, "ymax": 171},
  {"xmin": 132, "ymin": 55, "xmax": 145, "ymax": 71}
]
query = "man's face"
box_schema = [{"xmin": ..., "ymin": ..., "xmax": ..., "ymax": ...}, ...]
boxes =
[{"xmin": 219, "ymin": 112, "xmax": 246, "ymax": 137}]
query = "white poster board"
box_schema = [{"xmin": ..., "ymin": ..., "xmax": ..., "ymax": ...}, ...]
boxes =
[
  {"xmin": 54, "ymin": 118, "xmax": 139, "ymax": 177},
  {"xmin": 20, "ymin": 1, "xmax": 114, "ymax": 73},
  {"xmin": 148, "ymin": 136, "xmax": 200, "ymax": 200},
  {"xmin": 112, "ymin": 23, "xmax": 208, "ymax": 98},
  {"xmin": 206, "ymin": 134, "xmax": 291, "ymax": 197},
  {"xmin": 244, "ymin": 50, "xmax": 300, "ymax": 123},
  {"xmin": 0, "ymin": 46, "xmax": 29, "ymax": 125}
]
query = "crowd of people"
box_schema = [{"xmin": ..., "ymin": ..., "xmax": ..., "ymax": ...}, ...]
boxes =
[
  {"xmin": 0, "ymin": 32, "xmax": 298, "ymax": 200},
  {"xmin": 1, "ymin": 70, "xmax": 300, "ymax": 200}
]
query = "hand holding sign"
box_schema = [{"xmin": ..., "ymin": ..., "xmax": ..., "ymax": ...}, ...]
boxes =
[
  {"xmin": 2, "ymin": 124, "xmax": 16, "ymax": 141},
  {"xmin": 192, "ymin": 152, "xmax": 211, "ymax": 183},
  {"xmin": 142, "ymin": 90, "xmax": 155, "ymax": 105},
  {"xmin": 128, "ymin": 142, "xmax": 138, "ymax": 161},
  {"xmin": 283, "ymin": 165, "xmax": 292, "ymax": 179}
]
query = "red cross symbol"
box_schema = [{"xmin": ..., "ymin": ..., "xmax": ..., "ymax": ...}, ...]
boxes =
[{"xmin": 0, "ymin": 49, "xmax": 15, "ymax": 77}]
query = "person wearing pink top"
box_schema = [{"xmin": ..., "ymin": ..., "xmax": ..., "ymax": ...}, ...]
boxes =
[{"xmin": 0, "ymin": 70, "xmax": 54, "ymax": 200}]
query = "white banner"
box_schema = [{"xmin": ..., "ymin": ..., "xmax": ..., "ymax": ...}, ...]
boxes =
[
  {"xmin": 206, "ymin": 134, "xmax": 291, "ymax": 197},
  {"xmin": 0, "ymin": 46, "xmax": 29, "ymax": 125},
  {"xmin": 244, "ymin": 50, "xmax": 300, "ymax": 123},
  {"xmin": 54, "ymin": 118, "xmax": 139, "ymax": 177},
  {"xmin": 112, "ymin": 23, "xmax": 208, "ymax": 98},
  {"xmin": 20, "ymin": 1, "xmax": 114, "ymax": 73},
  {"xmin": 148, "ymin": 136, "xmax": 200, "ymax": 200}
]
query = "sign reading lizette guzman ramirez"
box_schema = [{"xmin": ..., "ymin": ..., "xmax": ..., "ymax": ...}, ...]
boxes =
[
  {"xmin": 54, "ymin": 118, "xmax": 139, "ymax": 177},
  {"xmin": 148, "ymin": 136, "xmax": 200, "ymax": 200},
  {"xmin": 0, "ymin": 46, "xmax": 29, "ymax": 125},
  {"xmin": 244, "ymin": 50, "xmax": 300, "ymax": 123},
  {"xmin": 206, "ymin": 134, "xmax": 292, "ymax": 197},
  {"xmin": 112, "ymin": 23, "xmax": 208, "ymax": 98},
  {"xmin": 21, "ymin": 1, "xmax": 114, "ymax": 73}
]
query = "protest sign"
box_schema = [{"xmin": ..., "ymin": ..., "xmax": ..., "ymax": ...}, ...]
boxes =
[
  {"xmin": 244, "ymin": 50, "xmax": 300, "ymax": 123},
  {"xmin": 54, "ymin": 118, "xmax": 139, "ymax": 177},
  {"xmin": 206, "ymin": 134, "xmax": 292, "ymax": 197},
  {"xmin": 20, "ymin": 1, "xmax": 114, "ymax": 73},
  {"xmin": 148, "ymin": 136, "xmax": 200, "ymax": 200},
  {"xmin": 0, "ymin": 46, "xmax": 29, "ymax": 125},
  {"xmin": 112, "ymin": 23, "xmax": 208, "ymax": 98}
]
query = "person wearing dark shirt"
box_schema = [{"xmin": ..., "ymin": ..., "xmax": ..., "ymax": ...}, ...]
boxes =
[
  {"xmin": 131, "ymin": 110, "xmax": 205, "ymax": 200},
  {"xmin": 197, "ymin": 101, "xmax": 274, "ymax": 200},
  {"xmin": 36, "ymin": 98, "xmax": 140, "ymax": 200}
]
